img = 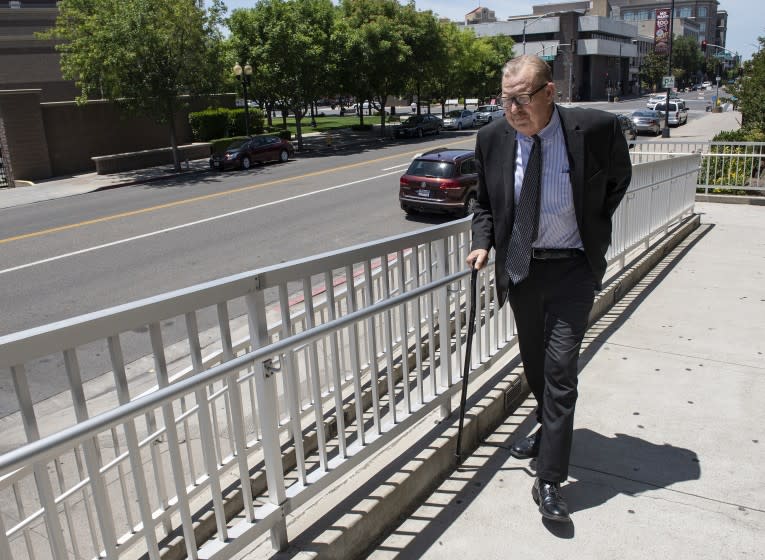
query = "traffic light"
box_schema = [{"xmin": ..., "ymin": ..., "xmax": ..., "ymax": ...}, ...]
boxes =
[{"xmin": 701, "ymin": 40, "xmax": 707, "ymax": 52}]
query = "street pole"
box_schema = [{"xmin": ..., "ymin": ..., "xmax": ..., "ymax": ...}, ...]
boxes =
[
  {"xmin": 662, "ymin": 0, "xmax": 675, "ymax": 138},
  {"xmin": 523, "ymin": 20, "xmax": 526, "ymax": 54}
]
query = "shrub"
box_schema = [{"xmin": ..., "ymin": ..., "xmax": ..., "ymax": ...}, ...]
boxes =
[
  {"xmin": 698, "ymin": 127, "xmax": 765, "ymax": 194},
  {"xmin": 351, "ymin": 123, "xmax": 373, "ymax": 131},
  {"xmin": 189, "ymin": 108, "xmax": 230, "ymax": 142},
  {"xmin": 209, "ymin": 136, "xmax": 248, "ymax": 155},
  {"xmin": 189, "ymin": 107, "xmax": 266, "ymax": 141}
]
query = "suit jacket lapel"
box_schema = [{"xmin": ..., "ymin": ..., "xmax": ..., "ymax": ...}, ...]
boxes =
[
  {"xmin": 502, "ymin": 124, "xmax": 517, "ymax": 232},
  {"xmin": 557, "ymin": 106, "xmax": 585, "ymax": 225}
]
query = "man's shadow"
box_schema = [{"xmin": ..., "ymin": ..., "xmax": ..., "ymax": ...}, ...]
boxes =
[{"xmin": 560, "ymin": 427, "xmax": 701, "ymax": 514}]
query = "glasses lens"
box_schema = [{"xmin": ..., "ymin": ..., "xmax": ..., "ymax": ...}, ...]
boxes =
[{"xmin": 502, "ymin": 94, "xmax": 531, "ymax": 107}]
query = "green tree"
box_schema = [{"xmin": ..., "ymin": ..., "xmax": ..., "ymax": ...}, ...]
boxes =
[
  {"xmin": 671, "ymin": 34, "xmax": 704, "ymax": 88},
  {"xmin": 228, "ymin": 0, "xmax": 335, "ymax": 149},
  {"xmin": 336, "ymin": 0, "xmax": 417, "ymax": 135},
  {"xmin": 729, "ymin": 37, "xmax": 765, "ymax": 130},
  {"xmin": 641, "ymin": 50, "xmax": 668, "ymax": 92},
  {"xmin": 42, "ymin": 0, "xmax": 226, "ymax": 171}
]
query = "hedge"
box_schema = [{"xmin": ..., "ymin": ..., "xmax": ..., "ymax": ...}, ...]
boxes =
[{"xmin": 189, "ymin": 107, "xmax": 265, "ymax": 141}]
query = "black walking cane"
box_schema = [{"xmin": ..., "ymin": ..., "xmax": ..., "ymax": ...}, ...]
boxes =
[{"xmin": 455, "ymin": 266, "xmax": 478, "ymax": 465}]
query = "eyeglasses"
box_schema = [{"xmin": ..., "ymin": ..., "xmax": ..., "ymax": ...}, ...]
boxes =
[{"xmin": 501, "ymin": 83, "xmax": 548, "ymax": 108}]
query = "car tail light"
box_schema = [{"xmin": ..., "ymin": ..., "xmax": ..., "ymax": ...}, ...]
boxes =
[
  {"xmin": 439, "ymin": 180, "xmax": 461, "ymax": 190},
  {"xmin": 400, "ymin": 177, "xmax": 410, "ymax": 187}
]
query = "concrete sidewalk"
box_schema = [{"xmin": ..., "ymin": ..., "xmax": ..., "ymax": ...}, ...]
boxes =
[
  {"xmin": 365, "ymin": 201, "xmax": 765, "ymax": 559},
  {"xmin": 0, "ymin": 126, "xmax": 391, "ymax": 210}
]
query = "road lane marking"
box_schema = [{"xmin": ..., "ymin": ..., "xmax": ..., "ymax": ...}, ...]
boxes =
[
  {"xmin": 0, "ymin": 139, "xmax": 473, "ymax": 246},
  {"xmin": 0, "ymin": 170, "xmax": 403, "ymax": 276},
  {"xmin": 382, "ymin": 163, "xmax": 410, "ymax": 171}
]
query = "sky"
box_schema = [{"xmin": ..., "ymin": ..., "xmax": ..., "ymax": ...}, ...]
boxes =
[{"xmin": 222, "ymin": 0, "xmax": 763, "ymax": 61}]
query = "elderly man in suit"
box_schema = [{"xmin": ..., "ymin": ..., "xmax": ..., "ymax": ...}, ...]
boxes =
[{"xmin": 467, "ymin": 55, "xmax": 631, "ymax": 522}]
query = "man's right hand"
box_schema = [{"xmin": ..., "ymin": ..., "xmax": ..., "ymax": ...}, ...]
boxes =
[{"xmin": 466, "ymin": 249, "xmax": 488, "ymax": 271}]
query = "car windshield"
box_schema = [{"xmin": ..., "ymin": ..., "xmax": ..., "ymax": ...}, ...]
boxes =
[
  {"xmin": 407, "ymin": 115, "xmax": 425, "ymax": 124},
  {"xmin": 654, "ymin": 104, "xmax": 678, "ymax": 111},
  {"xmin": 406, "ymin": 159, "xmax": 455, "ymax": 178},
  {"xmin": 477, "ymin": 105, "xmax": 494, "ymax": 112},
  {"xmin": 447, "ymin": 110, "xmax": 463, "ymax": 117},
  {"xmin": 226, "ymin": 139, "xmax": 249, "ymax": 150}
]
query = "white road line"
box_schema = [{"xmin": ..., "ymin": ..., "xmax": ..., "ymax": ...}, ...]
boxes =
[
  {"xmin": 0, "ymin": 169, "xmax": 403, "ymax": 276},
  {"xmin": 381, "ymin": 163, "xmax": 410, "ymax": 171}
]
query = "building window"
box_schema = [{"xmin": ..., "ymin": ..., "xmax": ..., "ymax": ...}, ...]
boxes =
[
  {"xmin": 638, "ymin": 10, "xmax": 650, "ymax": 20},
  {"xmin": 623, "ymin": 11, "xmax": 635, "ymax": 21},
  {"xmin": 698, "ymin": 7, "xmax": 707, "ymax": 17},
  {"xmin": 680, "ymin": 7, "xmax": 692, "ymax": 18},
  {"xmin": 699, "ymin": 22, "xmax": 706, "ymax": 32}
]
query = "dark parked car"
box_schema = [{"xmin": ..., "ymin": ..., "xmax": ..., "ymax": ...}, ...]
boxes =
[
  {"xmin": 630, "ymin": 110, "xmax": 666, "ymax": 136},
  {"xmin": 617, "ymin": 114, "xmax": 637, "ymax": 147},
  {"xmin": 394, "ymin": 114, "xmax": 442, "ymax": 138},
  {"xmin": 399, "ymin": 148, "xmax": 478, "ymax": 217},
  {"xmin": 210, "ymin": 135, "xmax": 294, "ymax": 171}
]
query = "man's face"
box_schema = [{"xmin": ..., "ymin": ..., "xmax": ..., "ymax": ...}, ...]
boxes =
[{"xmin": 502, "ymin": 66, "xmax": 553, "ymax": 136}]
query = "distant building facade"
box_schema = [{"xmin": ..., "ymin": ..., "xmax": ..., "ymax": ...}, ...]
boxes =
[{"xmin": 465, "ymin": 6, "xmax": 497, "ymax": 25}]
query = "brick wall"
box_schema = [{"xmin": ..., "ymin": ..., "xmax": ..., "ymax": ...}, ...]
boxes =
[{"xmin": 0, "ymin": 89, "xmax": 52, "ymax": 181}]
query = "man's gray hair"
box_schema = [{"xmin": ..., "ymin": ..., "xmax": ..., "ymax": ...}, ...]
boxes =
[{"xmin": 502, "ymin": 55, "xmax": 553, "ymax": 84}]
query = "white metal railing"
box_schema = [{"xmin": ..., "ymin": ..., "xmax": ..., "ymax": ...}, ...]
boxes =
[
  {"xmin": 631, "ymin": 140, "xmax": 765, "ymax": 194},
  {"xmin": 0, "ymin": 153, "xmax": 700, "ymax": 560}
]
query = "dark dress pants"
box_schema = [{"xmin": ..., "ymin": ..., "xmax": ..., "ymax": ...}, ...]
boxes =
[{"xmin": 507, "ymin": 253, "xmax": 595, "ymax": 482}]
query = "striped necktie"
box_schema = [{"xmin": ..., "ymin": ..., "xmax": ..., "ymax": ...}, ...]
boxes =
[{"xmin": 506, "ymin": 134, "xmax": 542, "ymax": 285}]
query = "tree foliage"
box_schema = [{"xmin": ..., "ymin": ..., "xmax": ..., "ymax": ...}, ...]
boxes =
[
  {"xmin": 670, "ymin": 34, "xmax": 704, "ymax": 88},
  {"xmin": 728, "ymin": 36, "xmax": 765, "ymax": 130},
  {"xmin": 42, "ymin": 0, "xmax": 226, "ymax": 170},
  {"xmin": 228, "ymin": 0, "xmax": 335, "ymax": 149}
]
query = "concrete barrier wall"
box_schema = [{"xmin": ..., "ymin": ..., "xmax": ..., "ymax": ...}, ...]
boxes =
[{"xmin": 91, "ymin": 143, "xmax": 212, "ymax": 174}]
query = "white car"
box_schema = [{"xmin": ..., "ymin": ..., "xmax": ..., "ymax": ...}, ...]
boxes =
[
  {"xmin": 646, "ymin": 94, "xmax": 667, "ymax": 109},
  {"xmin": 473, "ymin": 104, "xmax": 505, "ymax": 125},
  {"xmin": 441, "ymin": 109, "xmax": 475, "ymax": 130}
]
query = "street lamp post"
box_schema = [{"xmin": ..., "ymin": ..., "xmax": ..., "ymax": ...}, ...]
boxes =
[
  {"xmin": 233, "ymin": 62, "xmax": 253, "ymax": 137},
  {"xmin": 662, "ymin": 0, "xmax": 675, "ymax": 138},
  {"xmin": 522, "ymin": 12, "xmax": 557, "ymax": 55}
]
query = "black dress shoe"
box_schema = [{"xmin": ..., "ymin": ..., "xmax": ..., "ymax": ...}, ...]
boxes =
[
  {"xmin": 532, "ymin": 478, "xmax": 571, "ymax": 522},
  {"xmin": 509, "ymin": 429, "xmax": 541, "ymax": 459}
]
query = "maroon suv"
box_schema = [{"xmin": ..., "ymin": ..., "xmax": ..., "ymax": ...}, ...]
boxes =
[{"xmin": 399, "ymin": 148, "xmax": 478, "ymax": 217}]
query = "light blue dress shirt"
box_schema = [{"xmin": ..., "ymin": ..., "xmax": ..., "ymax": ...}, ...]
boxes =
[{"xmin": 514, "ymin": 107, "xmax": 583, "ymax": 250}]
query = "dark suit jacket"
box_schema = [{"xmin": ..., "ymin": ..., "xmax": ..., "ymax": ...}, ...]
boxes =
[{"xmin": 470, "ymin": 105, "xmax": 632, "ymax": 305}]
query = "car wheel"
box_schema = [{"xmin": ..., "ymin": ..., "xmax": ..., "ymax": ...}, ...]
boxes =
[
  {"xmin": 435, "ymin": 126, "xmax": 441, "ymax": 135},
  {"xmin": 279, "ymin": 149, "xmax": 289, "ymax": 163},
  {"xmin": 401, "ymin": 204, "xmax": 417, "ymax": 216},
  {"xmin": 463, "ymin": 195, "xmax": 477, "ymax": 217},
  {"xmin": 487, "ymin": 117, "xmax": 492, "ymax": 123},
  {"xmin": 457, "ymin": 122, "xmax": 463, "ymax": 131},
  {"xmin": 417, "ymin": 128, "xmax": 423, "ymax": 138},
  {"xmin": 241, "ymin": 156, "xmax": 251, "ymax": 170}
]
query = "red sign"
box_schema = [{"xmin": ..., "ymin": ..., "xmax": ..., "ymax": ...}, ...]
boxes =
[{"xmin": 654, "ymin": 8, "xmax": 670, "ymax": 54}]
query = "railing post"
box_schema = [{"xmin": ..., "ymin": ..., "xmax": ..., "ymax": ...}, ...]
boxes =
[
  {"xmin": 246, "ymin": 288, "xmax": 288, "ymax": 551},
  {"xmin": 435, "ymin": 237, "xmax": 451, "ymax": 419},
  {"xmin": 10, "ymin": 365, "xmax": 69, "ymax": 559}
]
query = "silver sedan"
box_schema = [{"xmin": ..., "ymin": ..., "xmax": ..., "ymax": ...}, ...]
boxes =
[
  {"xmin": 441, "ymin": 109, "xmax": 475, "ymax": 130},
  {"xmin": 630, "ymin": 110, "xmax": 666, "ymax": 136}
]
